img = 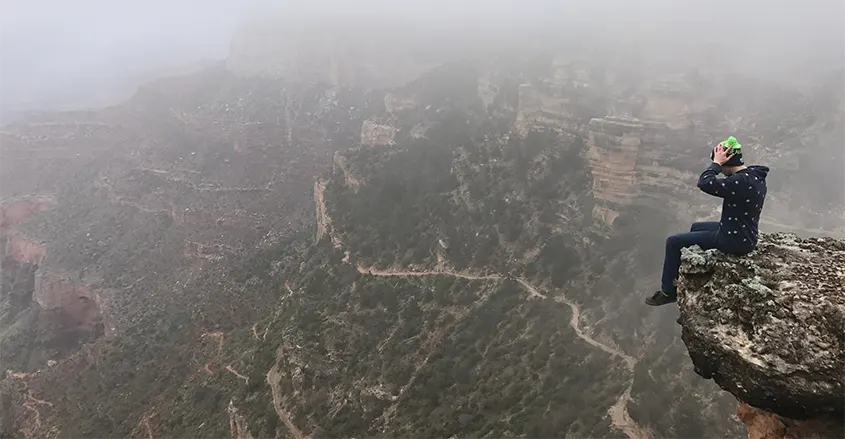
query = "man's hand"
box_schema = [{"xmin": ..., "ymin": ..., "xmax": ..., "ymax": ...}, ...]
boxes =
[{"xmin": 712, "ymin": 143, "xmax": 735, "ymax": 165}]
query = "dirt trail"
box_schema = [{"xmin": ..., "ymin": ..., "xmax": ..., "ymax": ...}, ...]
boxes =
[
  {"xmin": 143, "ymin": 419, "xmax": 154, "ymax": 439},
  {"xmin": 267, "ymin": 346, "xmax": 309, "ymax": 439},
  {"xmin": 549, "ymin": 297, "xmax": 648, "ymax": 438},
  {"xmin": 609, "ymin": 387, "xmax": 651, "ymax": 439},
  {"xmin": 515, "ymin": 278, "xmax": 548, "ymax": 300},
  {"xmin": 357, "ymin": 265, "xmax": 645, "ymax": 439},
  {"xmin": 314, "ymin": 180, "xmax": 329, "ymax": 243},
  {"xmin": 21, "ymin": 391, "xmax": 53, "ymax": 436},
  {"xmin": 316, "ymin": 180, "xmax": 647, "ymax": 439},
  {"xmin": 225, "ymin": 366, "xmax": 249, "ymax": 385},
  {"xmin": 357, "ymin": 265, "xmax": 501, "ymax": 281},
  {"xmin": 552, "ymin": 297, "xmax": 636, "ymax": 370}
]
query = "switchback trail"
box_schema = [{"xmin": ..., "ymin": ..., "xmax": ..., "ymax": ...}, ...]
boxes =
[
  {"xmin": 316, "ymin": 180, "xmax": 647, "ymax": 439},
  {"xmin": 355, "ymin": 265, "xmax": 646, "ymax": 439}
]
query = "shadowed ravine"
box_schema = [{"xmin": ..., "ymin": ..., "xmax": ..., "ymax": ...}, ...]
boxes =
[{"xmin": 313, "ymin": 180, "xmax": 649, "ymax": 439}]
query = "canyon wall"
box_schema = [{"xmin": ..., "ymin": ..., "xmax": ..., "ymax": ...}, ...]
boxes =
[{"xmin": 0, "ymin": 32, "xmax": 841, "ymax": 438}]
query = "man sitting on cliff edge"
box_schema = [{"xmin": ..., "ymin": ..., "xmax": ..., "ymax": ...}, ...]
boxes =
[{"xmin": 646, "ymin": 137, "xmax": 769, "ymax": 306}]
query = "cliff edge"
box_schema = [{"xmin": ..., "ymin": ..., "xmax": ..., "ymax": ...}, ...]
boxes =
[{"xmin": 677, "ymin": 233, "xmax": 844, "ymax": 439}]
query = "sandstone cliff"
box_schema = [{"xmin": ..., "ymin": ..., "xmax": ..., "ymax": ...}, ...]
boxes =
[{"xmin": 677, "ymin": 233, "xmax": 844, "ymax": 439}]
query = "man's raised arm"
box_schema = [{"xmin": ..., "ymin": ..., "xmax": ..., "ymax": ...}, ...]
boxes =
[
  {"xmin": 697, "ymin": 162, "xmax": 729, "ymax": 197},
  {"xmin": 697, "ymin": 143, "xmax": 742, "ymax": 198}
]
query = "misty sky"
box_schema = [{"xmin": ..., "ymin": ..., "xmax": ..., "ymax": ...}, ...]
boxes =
[
  {"xmin": 0, "ymin": 0, "xmax": 257, "ymax": 113},
  {"xmin": 1, "ymin": 0, "xmax": 842, "ymax": 116}
]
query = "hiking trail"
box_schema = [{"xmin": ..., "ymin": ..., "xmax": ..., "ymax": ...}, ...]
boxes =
[
  {"xmin": 314, "ymin": 177, "xmax": 648, "ymax": 439},
  {"xmin": 267, "ymin": 345, "xmax": 310, "ymax": 439}
]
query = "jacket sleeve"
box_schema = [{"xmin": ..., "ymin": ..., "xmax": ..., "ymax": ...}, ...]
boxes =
[{"xmin": 697, "ymin": 163, "xmax": 742, "ymax": 199}]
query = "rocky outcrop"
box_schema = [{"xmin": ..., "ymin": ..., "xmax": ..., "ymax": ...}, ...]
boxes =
[
  {"xmin": 1, "ymin": 201, "xmax": 50, "ymax": 304},
  {"xmin": 227, "ymin": 400, "xmax": 255, "ymax": 439},
  {"xmin": 0, "ymin": 199, "xmax": 53, "ymax": 234},
  {"xmin": 586, "ymin": 117, "xmax": 647, "ymax": 225},
  {"xmin": 514, "ymin": 82, "xmax": 580, "ymax": 136},
  {"xmin": 522, "ymin": 69, "xmax": 705, "ymax": 227},
  {"xmin": 737, "ymin": 402, "xmax": 844, "ymax": 439},
  {"xmin": 332, "ymin": 152, "xmax": 360, "ymax": 191},
  {"xmin": 585, "ymin": 115, "xmax": 698, "ymax": 225},
  {"xmin": 34, "ymin": 273, "xmax": 107, "ymax": 341},
  {"xmin": 477, "ymin": 75, "xmax": 501, "ymax": 109},
  {"xmin": 360, "ymin": 120, "xmax": 398, "ymax": 147},
  {"xmin": 677, "ymin": 233, "xmax": 844, "ymax": 437},
  {"xmin": 0, "ymin": 195, "xmax": 108, "ymax": 371},
  {"xmin": 4, "ymin": 235, "xmax": 46, "ymax": 265},
  {"xmin": 384, "ymin": 92, "xmax": 418, "ymax": 114}
]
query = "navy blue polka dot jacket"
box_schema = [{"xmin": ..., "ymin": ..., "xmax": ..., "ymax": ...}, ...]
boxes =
[{"xmin": 697, "ymin": 162, "xmax": 770, "ymax": 253}]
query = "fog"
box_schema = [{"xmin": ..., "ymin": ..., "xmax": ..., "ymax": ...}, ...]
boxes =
[
  {"xmin": 0, "ymin": 0, "xmax": 256, "ymax": 120},
  {"xmin": 1, "ymin": 0, "xmax": 842, "ymax": 120}
]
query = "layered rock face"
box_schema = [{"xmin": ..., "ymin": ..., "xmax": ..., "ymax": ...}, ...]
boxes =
[
  {"xmin": 0, "ymin": 201, "xmax": 50, "ymax": 297},
  {"xmin": 586, "ymin": 117, "xmax": 653, "ymax": 225},
  {"xmin": 584, "ymin": 114, "xmax": 703, "ymax": 226},
  {"xmin": 510, "ymin": 64, "xmax": 722, "ymax": 227},
  {"xmin": 677, "ymin": 233, "xmax": 844, "ymax": 438},
  {"xmin": 0, "ymin": 200, "xmax": 108, "ymax": 370}
]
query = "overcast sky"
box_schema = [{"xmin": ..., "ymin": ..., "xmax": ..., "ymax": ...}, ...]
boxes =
[
  {"xmin": 1, "ymin": 0, "xmax": 842, "ymax": 116},
  {"xmin": 0, "ymin": 0, "xmax": 256, "ymax": 114}
]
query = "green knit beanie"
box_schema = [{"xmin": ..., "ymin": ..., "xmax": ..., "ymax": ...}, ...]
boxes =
[
  {"xmin": 722, "ymin": 136, "xmax": 741, "ymax": 153},
  {"xmin": 710, "ymin": 136, "xmax": 745, "ymax": 166}
]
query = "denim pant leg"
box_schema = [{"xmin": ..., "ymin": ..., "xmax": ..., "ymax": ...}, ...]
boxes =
[
  {"xmin": 690, "ymin": 221, "xmax": 720, "ymax": 232},
  {"xmin": 661, "ymin": 230, "xmax": 719, "ymax": 296}
]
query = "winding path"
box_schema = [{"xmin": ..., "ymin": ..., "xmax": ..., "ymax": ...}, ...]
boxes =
[
  {"xmin": 358, "ymin": 265, "xmax": 501, "ymax": 281},
  {"xmin": 267, "ymin": 346, "xmax": 309, "ymax": 439},
  {"xmin": 314, "ymin": 180, "xmax": 648, "ymax": 439},
  {"xmin": 357, "ymin": 264, "xmax": 646, "ymax": 439}
]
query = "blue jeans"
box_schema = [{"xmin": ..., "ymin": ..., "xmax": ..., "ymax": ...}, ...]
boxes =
[{"xmin": 661, "ymin": 221, "xmax": 719, "ymax": 296}]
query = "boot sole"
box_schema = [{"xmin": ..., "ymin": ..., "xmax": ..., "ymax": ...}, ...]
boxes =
[{"xmin": 645, "ymin": 299, "xmax": 676, "ymax": 306}]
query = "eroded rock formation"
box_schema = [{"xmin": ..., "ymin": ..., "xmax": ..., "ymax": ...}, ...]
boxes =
[
  {"xmin": 514, "ymin": 82, "xmax": 580, "ymax": 136},
  {"xmin": 0, "ymin": 199, "xmax": 53, "ymax": 234},
  {"xmin": 34, "ymin": 273, "xmax": 107, "ymax": 343},
  {"xmin": 586, "ymin": 117, "xmax": 646, "ymax": 225},
  {"xmin": 677, "ymin": 233, "xmax": 845, "ymax": 438},
  {"xmin": 0, "ymin": 198, "xmax": 109, "ymax": 374},
  {"xmin": 360, "ymin": 119, "xmax": 398, "ymax": 146},
  {"xmin": 585, "ymin": 115, "xmax": 698, "ymax": 225},
  {"xmin": 1, "ymin": 202, "xmax": 49, "ymax": 315},
  {"xmin": 737, "ymin": 402, "xmax": 844, "ymax": 439}
]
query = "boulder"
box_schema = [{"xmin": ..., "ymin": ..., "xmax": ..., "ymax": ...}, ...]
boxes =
[{"xmin": 677, "ymin": 233, "xmax": 844, "ymax": 423}]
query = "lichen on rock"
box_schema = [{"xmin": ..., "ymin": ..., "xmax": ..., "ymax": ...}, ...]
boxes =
[{"xmin": 676, "ymin": 233, "xmax": 844, "ymax": 426}]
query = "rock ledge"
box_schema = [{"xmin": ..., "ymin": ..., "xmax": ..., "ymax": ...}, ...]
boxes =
[{"xmin": 677, "ymin": 232, "xmax": 844, "ymax": 424}]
